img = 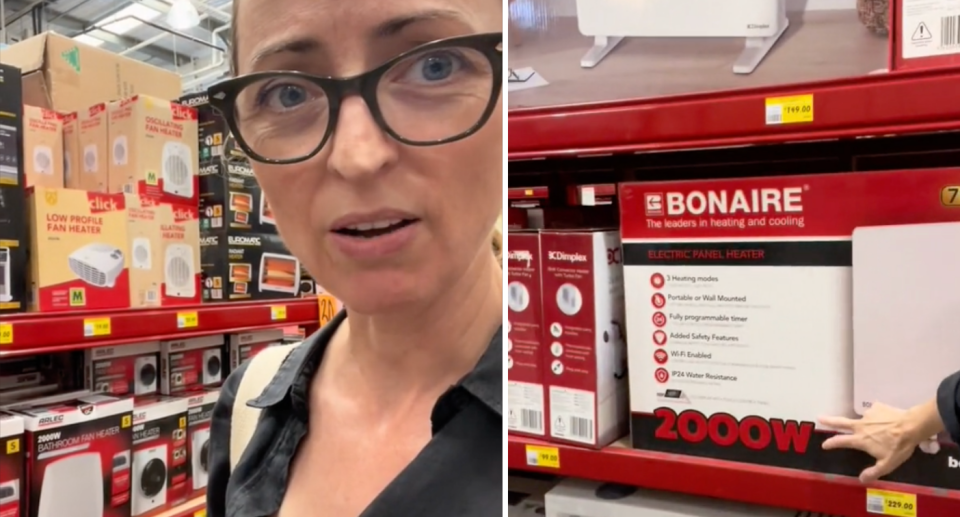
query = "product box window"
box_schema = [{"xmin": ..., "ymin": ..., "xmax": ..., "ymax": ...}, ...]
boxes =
[
  {"xmin": 200, "ymin": 232, "xmax": 310, "ymax": 302},
  {"xmin": 131, "ymin": 397, "xmax": 190, "ymax": 516},
  {"xmin": 85, "ymin": 342, "xmax": 162, "ymax": 397},
  {"xmin": 160, "ymin": 335, "xmax": 225, "ymax": 395},
  {"xmin": 186, "ymin": 390, "xmax": 219, "ymax": 495},
  {"xmin": 506, "ymin": 231, "xmax": 547, "ymax": 438},
  {"xmin": 0, "ymin": 414, "xmax": 25, "ymax": 517}
]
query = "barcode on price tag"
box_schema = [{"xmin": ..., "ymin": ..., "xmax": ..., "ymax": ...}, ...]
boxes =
[{"xmin": 866, "ymin": 488, "xmax": 917, "ymax": 516}]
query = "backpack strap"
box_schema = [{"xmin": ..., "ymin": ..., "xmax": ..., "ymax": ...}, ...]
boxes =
[{"xmin": 229, "ymin": 343, "xmax": 300, "ymax": 472}]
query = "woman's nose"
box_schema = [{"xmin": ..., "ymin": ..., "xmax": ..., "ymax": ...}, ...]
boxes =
[{"xmin": 326, "ymin": 96, "xmax": 398, "ymax": 180}]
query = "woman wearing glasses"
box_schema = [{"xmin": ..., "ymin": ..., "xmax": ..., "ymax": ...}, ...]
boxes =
[{"xmin": 204, "ymin": 2, "xmax": 503, "ymax": 517}]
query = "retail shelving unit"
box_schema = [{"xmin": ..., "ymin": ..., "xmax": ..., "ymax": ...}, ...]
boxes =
[
  {"xmin": 156, "ymin": 497, "xmax": 206, "ymax": 517},
  {"xmin": 508, "ymin": 67, "xmax": 960, "ymax": 159}
]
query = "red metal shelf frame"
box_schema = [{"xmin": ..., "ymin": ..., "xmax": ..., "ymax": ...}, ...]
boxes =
[
  {"xmin": 0, "ymin": 299, "xmax": 319, "ymax": 357},
  {"xmin": 509, "ymin": 435, "xmax": 960, "ymax": 517},
  {"xmin": 508, "ymin": 68, "xmax": 960, "ymax": 159}
]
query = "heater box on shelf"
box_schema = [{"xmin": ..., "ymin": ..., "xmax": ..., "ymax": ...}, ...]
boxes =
[
  {"xmin": 186, "ymin": 390, "xmax": 220, "ymax": 494},
  {"xmin": 131, "ymin": 397, "xmax": 190, "ymax": 516},
  {"xmin": 21, "ymin": 105, "xmax": 63, "ymax": 189},
  {"xmin": 85, "ymin": 341, "xmax": 162, "ymax": 397},
  {"xmin": 201, "ymin": 231, "xmax": 311, "ymax": 302},
  {"xmin": 0, "ymin": 414, "xmax": 25, "ymax": 517},
  {"xmin": 198, "ymin": 160, "xmax": 276, "ymax": 234},
  {"xmin": 161, "ymin": 335, "xmax": 226, "ymax": 395},
  {"xmin": 77, "ymin": 103, "xmax": 110, "ymax": 193}
]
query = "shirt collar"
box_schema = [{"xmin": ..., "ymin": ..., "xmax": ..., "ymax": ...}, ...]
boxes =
[{"xmin": 247, "ymin": 311, "xmax": 503, "ymax": 417}]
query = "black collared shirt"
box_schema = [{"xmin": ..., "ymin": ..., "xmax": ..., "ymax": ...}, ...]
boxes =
[{"xmin": 206, "ymin": 311, "xmax": 503, "ymax": 517}]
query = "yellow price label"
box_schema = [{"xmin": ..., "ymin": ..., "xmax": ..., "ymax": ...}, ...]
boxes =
[
  {"xmin": 270, "ymin": 305, "xmax": 287, "ymax": 321},
  {"xmin": 177, "ymin": 311, "xmax": 199, "ymax": 329},
  {"xmin": 867, "ymin": 489, "xmax": 917, "ymax": 517},
  {"xmin": 317, "ymin": 294, "xmax": 338, "ymax": 327},
  {"xmin": 941, "ymin": 186, "xmax": 960, "ymax": 207},
  {"xmin": 121, "ymin": 415, "xmax": 132, "ymax": 428},
  {"xmin": 83, "ymin": 317, "xmax": 111, "ymax": 337},
  {"xmin": 6, "ymin": 438, "xmax": 20, "ymax": 454},
  {"xmin": 765, "ymin": 94, "xmax": 814, "ymax": 125},
  {"xmin": 179, "ymin": 417, "xmax": 187, "ymax": 428},
  {"xmin": 194, "ymin": 509, "xmax": 207, "ymax": 517},
  {"xmin": 524, "ymin": 189, "xmax": 534, "ymax": 196},
  {"xmin": 0, "ymin": 323, "xmax": 12, "ymax": 345},
  {"xmin": 524, "ymin": 445, "xmax": 560, "ymax": 469}
]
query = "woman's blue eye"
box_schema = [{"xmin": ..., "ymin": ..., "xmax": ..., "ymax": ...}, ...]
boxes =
[
  {"xmin": 264, "ymin": 84, "xmax": 308, "ymax": 109},
  {"xmin": 418, "ymin": 53, "xmax": 459, "ymax": 82}
]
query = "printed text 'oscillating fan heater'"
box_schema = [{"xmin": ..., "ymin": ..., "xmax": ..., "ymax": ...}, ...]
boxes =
[
  {"xmin": 37, "ymin": 446, "xmax": 104, "ymax": 517},
  {"xmin": 575, "ymin": 0, "xmax": 788, "ymax": 73}
]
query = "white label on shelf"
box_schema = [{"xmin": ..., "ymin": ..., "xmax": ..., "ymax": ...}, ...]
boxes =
[
  {"xmin": 507, "ymin": 381, "xmax": 546, "ymax": 436},
  {"xmin": 549, "ymin": 386, "xmax": 596, "ymax": 446},
  {"xmin": 902, "ymin": 0, "xmax": 960, "ymax": 59}
]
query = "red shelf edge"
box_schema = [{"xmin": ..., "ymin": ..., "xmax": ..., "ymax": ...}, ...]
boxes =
[
  {"xmin": 156, "ymin": 497, "xmax": 205, "ymax": 517},
  {"xmin": 508, "ymin": 435, "xmax": 960, "ymax": 517}
]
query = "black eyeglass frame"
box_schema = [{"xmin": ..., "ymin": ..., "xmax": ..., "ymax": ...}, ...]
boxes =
[{"xmin": 207, "ymin": 32, "xmax": 503, "ymax": 165}]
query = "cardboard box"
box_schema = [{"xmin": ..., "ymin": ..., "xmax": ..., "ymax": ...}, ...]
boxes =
[
  {"xmin": 0, "ymin": 65, "xmax": 27, "ymax": 314},
  {"xmin": 200, "ymin": 232, "xmax": 308, "ymax": 302},
  {"xmin": 26, "ymin": 187, "xmax": 130, "ymax": 312},
  {"xmin": 126, "ymin": 196, "xmax": 202, "ymax": 308},
  {"xmin": 619, "ymin": 168, "xmax": 960, "ymax": 490},
  {"xmin": 108, "ymin": 95, "xmax": 199, "ymax": 205},
  {"xmin": 0, "ymin": 414, "xmax": 25, "ymax": 517},
  {"xmin": 131, "ymin": 397, "xmax": 190, "ymax": 515},
  {"xmin": 228, "ymin": 328, "xmax": 284, "ymax": 371},
  {"xmin": 185, "ymin": 390, "xmax": 219, "ymax": 495},
  {"xmin": 891, "ymin": 0, "xmax": 960, "ymax": 71},
  {"xmin": 22, "ymin": 105, "xmax": 64, "ymax": 189},
  {"xmin": 77, "ymin": 103, "xmax": 110, "ymax": 192},
  {"xmin": 61, "ymin": 112, "xmax": 81, "ymax": 188},
  {"xmin": 539, "ymin": 229, "xmax": 627, "ymax": 449},
  {"xmin": 0, "ymin": 32, "xmax": 181, "ymax": 112},
  {"xmin": 177, "ymin": 92, "xmax": 228, "ymax": 164},
  {"xmin": 160, "ymin": 335, "xmax": 225, "ymax": 395},
  {"xmin": 199, "ymin": 160, "xmax": 277, "ymax": 235},
  {"xmin": 85, "ymin": 342, "xmax": 161, "ymax": 397},
  {"xmin": 506, "ymin": 231, "xmax": 547, "ymax": 438},
  {"xmin": 15, "ymin": 394, "xmax": 133, "ymax": 517}
]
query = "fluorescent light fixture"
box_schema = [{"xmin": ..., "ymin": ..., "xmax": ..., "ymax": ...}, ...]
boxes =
[
  {"xmin": 167, "ymin": 0, "xmax": 202, "ymax": 30},
  {"xmin": 73, "ymin": 34, "xmax": 105, "ymax": 47},
  {"xmin": 96, "ymin": 4, "xmax": 163, "ymax": 35}
]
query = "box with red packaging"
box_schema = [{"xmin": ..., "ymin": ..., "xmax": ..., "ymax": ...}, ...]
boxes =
[
  {"xmin": 15, "ymin": 394, "xmax": 133, "ymax": 517},
  {"xmin": 160, "ymin": 336, "xmax": 224, "ymax": 395},
  {"xmin": 539, "ymin": 229, "xmax": 628, "ymax": 449},
  {"xmin": 506, "ymin": 231, "xmax": 547, "ymax": 438},
  {"xmin": 0, "ymin": 414, "xmax": 25, "ymax": 517},
  {"xmin": 185, "ymin": 390, "xmax": 219, "ymax": 495},
  {"xmin": 131, "ymin": 397, "xmax": 189, "ymax": 516},
  {"xmin": 85, "ymin": 342, "xmax": 161, "ymax": 397},
  {"xmin": 228, "ymin": 328, "xmax": 284, "ymax": 372}
]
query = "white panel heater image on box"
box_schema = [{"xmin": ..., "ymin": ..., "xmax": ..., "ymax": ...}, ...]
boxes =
[
  {"xmin": 162, "ymin": 141, "xmax": 194, "ymax": 199},
  {"xmin": 192, "ymin": 428, "xmax": 211, "ymax": 490},
  {"xmin": 259, "ymin": 253, "xmax": 301, "ymax": 295},
  {"xmin": 165, "ymin": 244, "xmax": 196, "ymax": 298},
  {"xmin": 33, "ymin": 145, "xmax": 54, "ymax": 175},
  {"xmin": 68, "ymin": 243, "xmax": 125, "ymax": 288},
  {"xmin": 0, "ymin": 247, "xmax": 11, "ymax": 303},
  {"xmin": 37, "ymin": 450, "xmax": 103, "ymax": 517},
  {"xmin": 112, "ymin": 136, "xmax": 128, "ymax": 166},
  {"xmin": 132, "ymin": 445, "xmax": 167, "ymax": 516},
  {"xmin": 575, "ymin": 0, "xmax": 788, "ymax": 73}
]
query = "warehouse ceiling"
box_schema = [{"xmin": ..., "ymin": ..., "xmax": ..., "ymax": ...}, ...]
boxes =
[{"xmin": 1, "ymin": 0, "xmax": 232, "ymax": 89}]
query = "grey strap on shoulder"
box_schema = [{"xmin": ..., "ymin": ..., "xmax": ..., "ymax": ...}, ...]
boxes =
[{"xmin": 229, "ymin": 342, "xmax": 301, "ymax": 472}]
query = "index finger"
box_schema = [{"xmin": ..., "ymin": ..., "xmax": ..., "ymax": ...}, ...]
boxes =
[{"xmin": 818, "ymin": 415, "xmax": 859, "ymax": 431}]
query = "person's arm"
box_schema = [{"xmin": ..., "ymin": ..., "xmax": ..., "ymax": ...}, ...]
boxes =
[
  {"xmin": 936, "ymin": 370, "xmax": 960, "ymax": 443},
  {"xmin": 205, "ymin": 359, "xmax": 249, "ymax": 517}
]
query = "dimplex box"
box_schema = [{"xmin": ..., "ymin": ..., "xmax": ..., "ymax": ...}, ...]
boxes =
[
  {"xmin": 0, "ymin": 414, "xmax": 25, "ymax": 517},
  {"xmin": 85, "ymin": 342, "xmax": 161, "ymax": 397},
  {"xmin": 22, "ymin": 105, "xmax": 63, "ymax": 189},
  {"xmin": 619, "ymin": 168, "xmax": 960, "ymax": 490},
  {"xmin": 126, "ymin": 196, "xmax": 202, "ymax": 307},
  {"xmin": 160, "ymin": 335, "xmax": 225, "ymax": 395},
  {"xmin": 78, "ymin": 103, "xmax": 109, "ymax": 193},
  {"xmin": 228, "ymin": 328, "xmax": 284, "ymax": 371},
  {"xmin": 26, "ymin": 188, "xmax": 130, "ymax": 312},
  {"xmin": 200, "ymin": 232, "xmax": 307, "ymax": 302},
  {"xmin": 506, "ymin": 231, "xmax": 547, "ymax": 438},
  {"xmin": 108, "ymin": 95, "xmax": 199, "ymax": 206},
  {"xmin": 539, "ymin": 229, "xmax": 627, "ymax": 449},
  {"xmin": 16, "ymin": 394, "xmax": 133, "ymax": 517},
  {"xmin": 131, "ymin": 397, "xmax": 189, "ymax": 516},
  {"xmin": 186, "ymin": 390, "xmax": 219, "ymax": 494}
]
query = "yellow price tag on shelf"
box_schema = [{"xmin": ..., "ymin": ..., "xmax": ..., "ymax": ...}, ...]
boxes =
[
  {"xmin": 867, "ymin": 489, "xmax": 917, "ymax": 517},
  {"xmin": 177, "ymin": 311, "xmax": 199, "ymax": 329},
  {"xmin": 941, "ymin": 186, "xmax": 960, "ymax": 207},
  {"xmin": 6, "ymin": 438, "xmax": 20, "ymax": 454},
  {"xmin": 194, "ymin": 509, "xmax": 207, "ymax": 517},
  {"xmin": 317, "ymin": 294, "xmax": 337, "ymax": 327},
  {"xmin": 525, "ymin": 445, "xmax": 560, "ymax": 469},
  {"xmin": 765, "ymin": 94, "xmax": 814, "ymax": 125},
  {"xmin": 0, "ymin": 323, "xmax": 12, "ymax": 345},
  {"xmin": 270, "ymin": 305, "xmax": 287, "ymax": 321},
  {"xmin": 83, "ymin": 318, "xmax": 111, "ymax": 337}
]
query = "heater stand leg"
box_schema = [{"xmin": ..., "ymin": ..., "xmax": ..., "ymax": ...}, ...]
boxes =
[
  {"xmin": 733, "ymin": 18, "xmax": 789, "ymax": 75},
  {"xmin": 581, "ymin": 36, "xmax": 624, "ymax": 68}
]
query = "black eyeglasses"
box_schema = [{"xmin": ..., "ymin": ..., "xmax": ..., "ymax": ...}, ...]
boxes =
[{"xmin": 207, "ymin": 32, "xmax": 502, "ymax": 165}]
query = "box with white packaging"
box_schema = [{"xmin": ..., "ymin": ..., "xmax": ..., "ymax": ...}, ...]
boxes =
[
  {"xmin": 186, "ymin": 390, "xmax": 219, "ymax": 494},
  {"xmin": 60, "ymin": 112, "xmax": 80, "ymax": 190},
  {"xmin": 126, "ymin": 196, "xmax": 201, "ymax": 308},
  {"xmin": 539, "ymin": 229, "xmax": 627, "ymax": 448},
  {"xmin": 228, "ymin": 328, "xmax": 284, "ymax": 371},
  {"xmin": 15, "ymin": 394, "xmax": 133, "ymax": 517},
  {"xmin": 22, "ymin": 106, "xmax": 63, "ymax": 189},
  {"xmin": 0, "ymin": 414, "xmax": 25, "ymax": 517},
  {"xmin": 508, "ymin": 474, "xmax": 558, "ymax": 517},
  {"xmin": 131, "ymin": 397, "xmax": 189, "ymax": 516},
  {"xmin": 78, "ymin": 103, "xmax": 109, "ymax": 193},
  {"xmin": 85, "ymin": 342, "xmax": 161, "ymax": 397},
  {"xmin": 160, "ymin": 335, "xmax": 225, "ymax": 395},
  {"xmin": 506, "ymin": 231, "xmax": 547, "ymax": 438},
  {"xmin": 619, "ymin": 168, "xmax": 960, "ymax": 490}
]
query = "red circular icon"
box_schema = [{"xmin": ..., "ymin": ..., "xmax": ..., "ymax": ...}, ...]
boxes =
[
  {"xmin": 651, "ymin": 293, "xmax": 666, "ymax": 309},
  {"xmin": 650, "ymin": 273, "xmax": 665, "ymax": 289},
  {"xmin": 654, "ymin": 349, "xmax": 668, "ymax": 365},
  {"xmin": 653, "ymin": 330, "xmax": 667, "ymax": 346},
  {"xmin": 652, "ymin": 311, "xmax": 667, "ymax": 328},
  {"xmin": 655, "ymin": 368, "xmax": 670, "ymax": 383}
]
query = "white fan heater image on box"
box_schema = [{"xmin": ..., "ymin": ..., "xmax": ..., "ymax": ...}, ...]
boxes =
[
  {"xmin": 575, "ymin": 0, "xmax": 788, "ymax": 73},
  {"xmin": 83, "ymin": 144, "xmax": 98, "ymax": 173},
  {"xmin": 203, "ymin": 348, "xmax": 222, "ymax": 385},
  {"xmin": 162, "ymin": 141, "xmax": 194, "ymax": 199},
  {"xmin": 37, "ymin": 446, "xmax": 103, "ymax": 517},
  {"xmin": 192, "ymin": 428, "xmax": 211, "ymax": 490},
  {"xmin": 132, "ymin": 237, "xmax": 152, "ymax": 270},
  {"xmin": 165, "ymin": 244, "xmax": 196, "ymax": 298},
  {"xmin": 0, "ymin": 247, "xmax": 11, "ymax": 303},
  {"xmin": 135, "ymin": 355, "xmax": 158, "ymax": 395},
  {"xmin": 33, "ymin": 145, "xmax": 54, "ymax": 175},
  {"xmin": 68, "ymin": 243, "xmax": 125, "ymax": 288},
  {"xmin": 132, "ymin": 445, "xmax": 168, "ymax": 516},
  {"xmin": 259, "ymin": 253, "xmax": 301, "ymax": 294},
  {"xmin": 113, "ymin": 136, "xmax": 128, "ymax": 166}
]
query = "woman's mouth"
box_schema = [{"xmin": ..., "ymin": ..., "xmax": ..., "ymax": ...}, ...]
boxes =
[{"xmin": 333, "ymin": 218, "xmax": 419, "ymax": 239}]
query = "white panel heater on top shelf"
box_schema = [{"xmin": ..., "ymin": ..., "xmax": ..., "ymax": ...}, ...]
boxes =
[{"xmin": 575, "ymin": 0, "xmax": 789, "ymax": 73}]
